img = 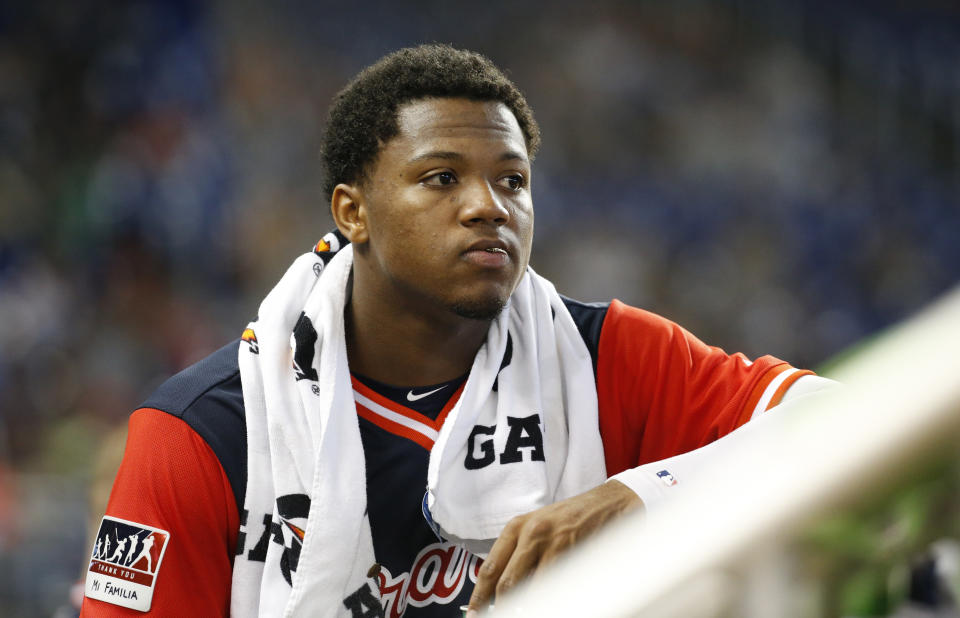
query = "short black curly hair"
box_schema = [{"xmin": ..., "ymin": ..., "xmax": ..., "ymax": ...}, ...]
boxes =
[{"xmin": 320, "ymin": 44, "xmax": 541, "ymax": 200}]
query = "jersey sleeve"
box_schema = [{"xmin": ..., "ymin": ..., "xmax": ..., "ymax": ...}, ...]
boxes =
[
  {"xmin": 596, "ymin": 300, "xmax": 812, "ymax": 476},
  {"xmin": 80, "ymin": 408, "xmax": 239, "ymax": 617}
]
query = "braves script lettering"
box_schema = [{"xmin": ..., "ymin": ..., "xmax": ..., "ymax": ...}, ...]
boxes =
[{"xmin": 376, "ymin": 542, "xmax": 482, "ymax": 618}]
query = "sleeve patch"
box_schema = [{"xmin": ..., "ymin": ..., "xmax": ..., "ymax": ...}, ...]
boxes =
[
  {"xmin": 84, "ymin": 515, "xmax": 171, "ymax": 612},
  {"xmin": 656, "ymin": 469, "xmax": 678, "ymax": 487}
]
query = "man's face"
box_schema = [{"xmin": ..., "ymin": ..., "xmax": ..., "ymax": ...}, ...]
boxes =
[{"xmin": 353, "ymin": 97, "xmax": 534, "ymax": 320}]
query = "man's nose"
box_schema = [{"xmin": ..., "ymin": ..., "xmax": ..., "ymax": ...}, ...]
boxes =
[{"xmin": 459, "ymin": 179, "xmax": 510, "ymax": 226}]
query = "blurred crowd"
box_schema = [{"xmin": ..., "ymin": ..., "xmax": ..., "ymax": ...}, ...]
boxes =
[{"xmin": 0, "ymin": 0, "xmax": 957, "ymax": 614}]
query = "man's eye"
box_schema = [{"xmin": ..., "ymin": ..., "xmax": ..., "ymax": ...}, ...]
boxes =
[
  {"xmin": 499, "ymin": 174, "xmax": 525, "ymax": 191},
  {"xmin": 424, "ymin": 171, "xmax": 456, "ymax": 186}
]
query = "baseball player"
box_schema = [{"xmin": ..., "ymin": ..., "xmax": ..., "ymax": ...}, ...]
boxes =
[{"xmin": 82, "ymin": 45, "xmax": 831, "ymax": 617}]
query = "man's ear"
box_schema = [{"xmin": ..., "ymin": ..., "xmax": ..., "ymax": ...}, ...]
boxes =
[{"xmin": 330, "ymin": 183, "xmax": 369, "ymax": 245}]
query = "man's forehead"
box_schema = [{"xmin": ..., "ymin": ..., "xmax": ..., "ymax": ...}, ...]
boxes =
[{"xmin": 395, "ymin": 98, "xmax": 526, "ymax": 147}]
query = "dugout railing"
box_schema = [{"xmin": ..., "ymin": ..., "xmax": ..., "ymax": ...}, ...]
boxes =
[{"xmin": 488, "ymin": 284, "xmax": 960, "ymax": 618}]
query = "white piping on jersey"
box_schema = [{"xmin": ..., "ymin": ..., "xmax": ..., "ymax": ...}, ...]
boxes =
[
  {"xmin": 749, "ymin": 367, "xmax": 799, "ymax": 420},
  {"xmin": 353, "ymin": 389, "xmax": 440, "ymax": 443}
]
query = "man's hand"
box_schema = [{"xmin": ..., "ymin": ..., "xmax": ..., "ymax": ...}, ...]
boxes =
[{"xmin": 465, "ymin": 480, "xmax": 642, "ymax": 616}]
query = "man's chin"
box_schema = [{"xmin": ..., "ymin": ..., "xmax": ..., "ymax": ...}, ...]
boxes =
[{"xmin": 449, "ymin": 297, "xmax": 507, "ymax": 321}]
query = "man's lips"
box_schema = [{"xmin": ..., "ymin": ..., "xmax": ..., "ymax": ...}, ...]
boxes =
[{"xmin": 462, "ymin": 239, "xmax": 511, "ymax": 268}]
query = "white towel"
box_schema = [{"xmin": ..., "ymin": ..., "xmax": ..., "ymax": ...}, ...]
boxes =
[{"xmin": 232, "ymin": 239, "xmax": 607, "ymax": 617}]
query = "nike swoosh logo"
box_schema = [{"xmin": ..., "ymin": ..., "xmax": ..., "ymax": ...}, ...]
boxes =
[{"xmin": 406, "ymin": 386, "xmax": 448, "ymax": 402}]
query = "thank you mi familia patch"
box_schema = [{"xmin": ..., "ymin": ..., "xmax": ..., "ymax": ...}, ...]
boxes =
[{"xmin": 85, "ymin": 515, "xmax": 171, "ymax": 611}]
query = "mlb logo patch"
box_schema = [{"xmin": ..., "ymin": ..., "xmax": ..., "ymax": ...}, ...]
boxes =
[
  {"xmin": 84, "ymin": 516, "xmax": 170, "ymax": 611},
  {"xmin": 656, "ymin": 469, "xmax": 677, "ymax": 487}
]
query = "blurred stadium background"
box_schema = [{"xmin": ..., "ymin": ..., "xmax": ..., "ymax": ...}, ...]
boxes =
[{"xmin": 0, "ymin": 0, "xmax": 957, "ymax": 615}]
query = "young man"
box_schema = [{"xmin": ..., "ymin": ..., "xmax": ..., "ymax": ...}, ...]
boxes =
[{"xmin": 82, "ymin": 45, "xmax": 828, "ymax": 617}]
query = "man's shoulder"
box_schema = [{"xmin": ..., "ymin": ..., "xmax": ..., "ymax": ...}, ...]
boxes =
[
  {"xmin": 141, "ymin": 339, "xmax": 244, "ymax": 417},
  {"xmin": 560, "ymin": 296, "xmax": 610, "ymax": 321},
  {"xmin": 559, "ymin": 296, "xmax": 611, "ymax": 374},
  {"xmin": 139, "ymin": 339, "xmax": 247, "ymax": 513},
  {"xmin": 559, "ymin": 297, "xmax": 681, "ymax": 373}
]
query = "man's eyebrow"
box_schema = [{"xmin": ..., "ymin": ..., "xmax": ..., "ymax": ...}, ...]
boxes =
[
  {"xmin": 408, "ymin": 150, "xmax": 529, "ymax": 164},
  {"xmin": 499, "ymin": 150, "xmax": 528, "ymax": 164},
  {"xmin": 409, "ymin": 151, "xmax": 465, "ymax": 163}
]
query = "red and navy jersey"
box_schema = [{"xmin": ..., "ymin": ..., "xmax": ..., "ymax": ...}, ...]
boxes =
[
  {"xmin": 353, "ymin": 373, "xmax": 479, "ymax": 616},
  {"xmin": 81, "ymin": 297, "xmax": 809, "ymax": 617}
]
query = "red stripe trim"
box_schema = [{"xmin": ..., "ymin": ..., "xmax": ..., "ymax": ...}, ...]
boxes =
[
  {"xmin": 355, "ymin": 402, "xmax": 434, "ymax": 451},
  {"xmin": 736, "ymin": 363, "xmax": 790, "ymax": 428},
  {"xmin": 351, "ymin": 376, "xmax": 439, "ymax": 429},
  {"xmin": 766, "ymin": 369, "xmax": 815, "ymax": 410},
  {"xmin": 433, "ymin": 382, "xmax": 466, "ymax": 430}
]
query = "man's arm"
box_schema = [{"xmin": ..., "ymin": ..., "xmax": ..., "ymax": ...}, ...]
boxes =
[
  {"xmin": 80, "ymin": 409, "xmax": 239, "ymax": 616},
  {"xmin": 467, "ymin": 301, "xmax": 832, "ymax": 612},
  {"xmin": 466, "ymin": 375, "xmax": 837, "ymax": 613},
  {"xmin": 607, "ymin": 374, "xmax": 837, "ymax": 513}
]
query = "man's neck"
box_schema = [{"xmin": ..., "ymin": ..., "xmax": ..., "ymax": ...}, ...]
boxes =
[{"xmin": 344, "ymin": 279, "xmax": 490, "ymax": 387}]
